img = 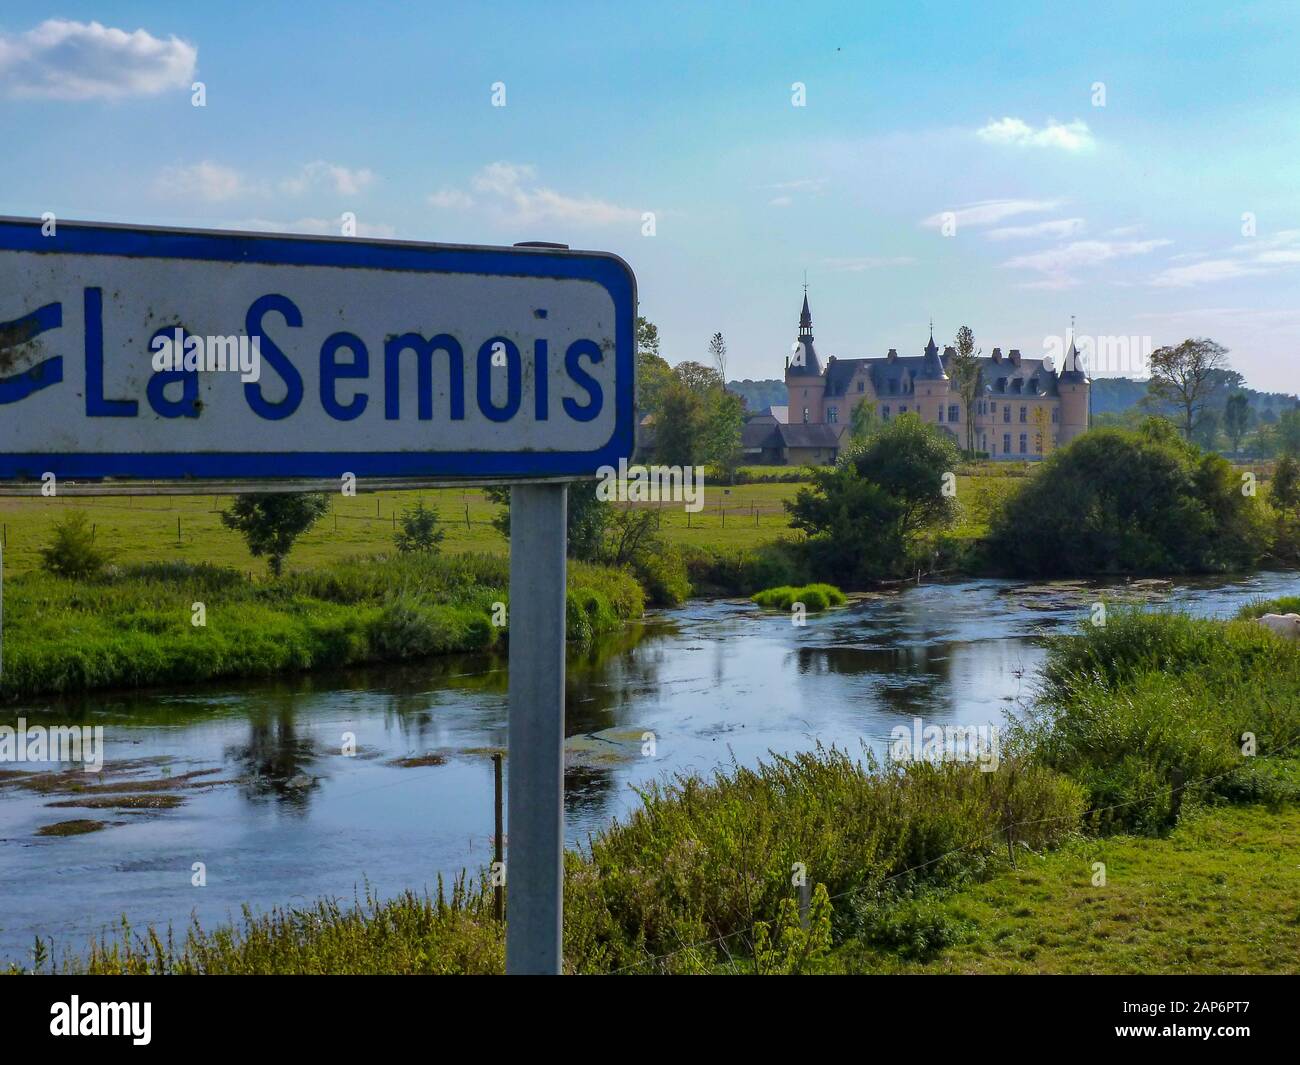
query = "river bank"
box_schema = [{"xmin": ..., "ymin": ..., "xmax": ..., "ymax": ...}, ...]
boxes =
[
  {"xmin": 0, "ymin": 553, "xmax": 643, "ymax": 699},
  {"xmin": 3, "ymin": 574, "xmax": 1298, "ymax": 970}
]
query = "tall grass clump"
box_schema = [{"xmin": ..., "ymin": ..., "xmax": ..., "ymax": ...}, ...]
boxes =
[
  {"xmin": 1017, "ymin": 608, "xmax": 1300, "ymax": 833},
  {"xmin": 29, "ymin": 747, "xmax": 1083, "ymax": 975},
  {"xmin": 752, "ymin": 583, "xmax": 846, "ymax": 612}
]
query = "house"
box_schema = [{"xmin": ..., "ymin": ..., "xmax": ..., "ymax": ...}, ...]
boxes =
[{"xmin": 777, "ymin": 293, "xmax": 1090, "ymax": 462}]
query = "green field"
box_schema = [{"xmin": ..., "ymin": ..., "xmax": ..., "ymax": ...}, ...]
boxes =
[{"xmin": 0, "ymin": 469, "xmax": 1027, "ymax": 576}]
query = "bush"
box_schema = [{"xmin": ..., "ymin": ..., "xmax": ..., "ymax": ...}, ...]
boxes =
[
  {"xmin": 681, "ymin": 541, "xmax": 805, "ymax": 596},
  {"xmin": 1018, "ymin": 609, "xmax": 1300, "ymax": 833},
  {"xmin": 785, "ymin": 414, "xmax": 960, "ymax": 586},
  {"xmin": 38, "ymin": 511, "xmax": 112, "ymax": 580},
  {"xmin": 752, "ymin": 583, "xmax": 846, "ymax": 612},
  {"xmin": 393, "ymin": 502, "xmax": 446, "ymax": 554},
  {"xmin": 988, "ymin": 426, "xmax": 1271, "ymax": 576},
  {"xmin": 221, "ymin": 492, "xmax": 330, "ymax": 576}
]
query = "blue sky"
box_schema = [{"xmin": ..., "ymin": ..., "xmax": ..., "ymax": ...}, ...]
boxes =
[{"xmin": 1, "ymin": 2, "xmax": 1297, "ymax": 392}]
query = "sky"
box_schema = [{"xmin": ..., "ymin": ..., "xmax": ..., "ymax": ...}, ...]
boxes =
[{"xmin": 1, "ymin": 1, "xmax": 1298, "ymax": 393}]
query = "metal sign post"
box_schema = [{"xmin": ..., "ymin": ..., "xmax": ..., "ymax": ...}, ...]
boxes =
[
  {"xmin": 506, "ymin": 482, "xmax": 568, "ymax": 973},
  {"xmin": 0, "ymin": 218, "xmax": 636, "ymax": 976}
]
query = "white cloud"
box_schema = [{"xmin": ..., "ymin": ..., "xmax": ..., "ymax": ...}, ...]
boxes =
[
  {"xmin": 229, "ymin": 217, "xmax": 397, "ymax": 239},
  {"xmin": 1004, "ymin": 238, "xmax": 1172, "ymax": 289},
  {"xmin": 428, "ymin": 161, "xmax": 642, "ymax": 228},
  {"xmin": 428, "ymin": 188, "xmax": 474, "ymax": 209},
  {"xmin": 1004, "ymin": 239, "xmax": 1171, "ymax": 274},
  {"xmin": 768, "ymin": 195, "xmax": 794, "ymax": 207},
  {"xmin": 0, "ymin": 18, "xmax": 196, "ymax": 100},
  {"xmin": 1149, "ymin": 231, "xmax": 1300, "ymax": 286},
  {"xmin": 986, "ymin": 218, "xmax": 1086, "ymax": 241},
  {"xmin": 155, "ymin": 161, "xmax": 252, "ymax": 203},
  {"xmin": 821, "ymin": 256, "xmax": 915, "ymax": 271},
  {"xmin": 976, "ymin": 117, "xmax": 1095, "ymax": 152},
  {"xmin": 920, "ymin": 198, "xmax": 1062, "ymax": 230},
  {"xmin": 1148, "ymin": 259, "xmax": 1267, "ymax": 287},
  {"xmin": 281, "ymin": 161, "xmax": 376, "ymax": 197}
]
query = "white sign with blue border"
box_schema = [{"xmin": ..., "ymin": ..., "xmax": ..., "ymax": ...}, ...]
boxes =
[{"xmin": 0, "ymin": 219, "xmax": 636, "ymax": 485}]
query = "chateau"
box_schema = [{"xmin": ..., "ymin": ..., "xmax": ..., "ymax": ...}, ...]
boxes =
[{"xmin": 743, "ymin": 294, "xmax": 1091, "ymax": 465}]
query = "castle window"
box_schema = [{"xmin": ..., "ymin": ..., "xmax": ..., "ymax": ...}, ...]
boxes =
[
  {"xmin": 802, "ymin": 407, "xmax": 810, "ymax": 423},
  {"xmin": 857, "ymin": 380, "xmax": 865, "ymax": 393},
  {"xmin": 1003, "ymin": 433, "xmax": 1011, "ymax": 454},
  {"xmin": 827, "ymin": 406, "xmax": 839, "ymax": 423},
  {"xmin": 1003, "ymin": 406, "xmax": 1011, "ymax": 423},
  {"xmin": 1052, "ymin": 407, "xmax": 1060, "ymax": 424},
  {"xmin": 948, "ymin": 405, "xmax": 960, "ymax": 423},
  {"xmin": 899, "ymin": 405, "xmax": 907, "ymax": 414},
  {"xmin": 938, "ymin": 406, "xmax": 944, "ymax": 422},
  {"xmin": 1019, "ymin": 406, "xmax": 1027, "ymax": 423},
  {"xmin": 990, "ymin": 402, "xmax": 997, "ymax": 414},
  {"xmin": 1019, "ymin": 433, "xmax": 1028, "ymax": 454},
  {"xmin": 882, "ymin": 405, "xmax": 891, "ymax": 420}
]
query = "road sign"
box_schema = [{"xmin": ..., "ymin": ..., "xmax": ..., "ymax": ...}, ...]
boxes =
[
  {"xmin": 0, "ymin": 217, "xmax": 639, "ymax": 976},
  {"xmin": 0, "ymin": 218, "xmax": 635, "ymax": 486}
]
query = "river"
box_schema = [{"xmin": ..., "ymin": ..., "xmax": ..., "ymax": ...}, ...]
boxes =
[{"xmin": 2, "ymin": 571, "xmax": 1298, "ymax": 964}]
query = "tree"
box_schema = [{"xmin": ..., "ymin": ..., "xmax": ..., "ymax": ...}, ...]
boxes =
[
  {"xmin": 1030, "ymin": 406, "xmax": 1052, "ymax": 457},
  {"xmin": 1277, "ymin": 408, "xmax": 1300, "ymax": 458},
  {"xmin": 948, "ymin": 325, "xmax": 981, "ymax": 455},
  {"xmin": 486, "ymin": 478, "xmax": 609, "ymax": 561},
  {"xmin": 636, "ymin": 316, "xmax": 673, "ymax": 419},
  {"xmin": 38, "ymin": 511, "xmax": 112, "ymax": 580},
  {"xmin": 393, "ymin": 501, "xmax": 446, "ymax": 553},
  {"xmin": 221, "ymin": 492, "xmax": 329, "ymax": 576},
  {"xmin": 1223, "ymin": 392, "xmax": 1252, "ymax": 454},
  {"xmin": 987, "ymin": 427, "xmax": 1269, "ymax": 576},
  {"xmin": 708, "ymin": 332, "xmax": 728, "ymax": 384},
  {"xmin": 1146, "ymin": 338, "xmax": 1231, "ymax": 439},
  {"xmin": 1191, "ymin": 408, "xmax": 1221, "ymax": 451},
  {"xmin": 785, "ymin": 414, "xmax": 960, "ymax": 584},
  {"xmin": 849, "ymin": 399, "xmax": 879, "ymax": 442},
  {"xmin": 703, "ymin": 388, "xmax": 744, "ymax": 480},
  {"xmin": 1272, "ymin": 454, "xmax": 1300, "ymax": 516}
]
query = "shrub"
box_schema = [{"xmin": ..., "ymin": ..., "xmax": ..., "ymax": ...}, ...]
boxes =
[
  {"xmin": 393, "ymin": 502, "xmax": 446, "ymax": 554},
  {"xmin": 988, "ymin": 427, "xmax": 1271, "ymax": 576},
  {"xmin": 1018, "ymin": 609, "xmax": 1300, "ymax": 833},
  {"xmin": 785, "ymin": 414, "xmax": 960, "ymax": 586},
  {"xmin": 38, "ymin": 511, "xmax": 112, "ymax": 580},
  {"xmin": 752, "ymin": 583, "xmax": 846, "ymax": 612},
  {"xmin": 221, "ymin": 493, "xmax": 330, "ymax": 576}
]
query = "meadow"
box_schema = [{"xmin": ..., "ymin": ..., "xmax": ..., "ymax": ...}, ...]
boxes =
[{"xmin": 0, "ymin": 463, "xmax": 1031, "ymax": 576}]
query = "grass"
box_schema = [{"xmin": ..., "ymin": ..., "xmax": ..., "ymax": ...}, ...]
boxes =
[
  {"xmin": 823, "ymin": 797, "xmax": 1300, "ymax": 974},
  {"xmin": 22, "ymin": 750, "xmax": 1085, "ymax": 974},
  {"xmin": 751, "ymin": 583, "xmax": 846, "ymax": 611},
  {"xmin": 0, "ymin": 471, "xmax": 1029, "ymax": 577},
  {"xmin": 0, "ymin": 553, "xmax": 644, "ymax": 698}
]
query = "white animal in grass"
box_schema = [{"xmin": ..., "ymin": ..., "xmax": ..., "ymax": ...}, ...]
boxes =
[{"xmin": 1255, "ymin": 613, "xmax": 1300, "ymax": 641}]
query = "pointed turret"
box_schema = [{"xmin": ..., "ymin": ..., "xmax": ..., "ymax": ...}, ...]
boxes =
[
  {"xmin": 919, "ymin": 322, "xmax": 947, "ymax": 380},
  {"xmin": 787, "ymin": 290, "xmax": 822, "ymax": 376}
]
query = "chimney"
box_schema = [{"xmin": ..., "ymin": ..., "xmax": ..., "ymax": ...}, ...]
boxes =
[
  {"xmin": 887, "ymin": 348, "xmax": 898, "ymax": 361},
  {"xmin": 991, "ymin": 347, "xmax": 1002, "ymax": 362},
  {"xmin": 1008, "ymin": 348, "xmax": 1022, "ymax": 366}
]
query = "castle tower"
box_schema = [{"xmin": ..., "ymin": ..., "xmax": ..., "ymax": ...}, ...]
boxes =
[
  {"xmin": 785, "ymin": 290, "xmax": 825, "ymax": 423},
  {"xmin": 1057, "ymin": 334, "xmax": 1091, "ymax": 445},
  {"xmin": 913, "ymin": 323, "xmax": 950, "ymax": 425}
]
